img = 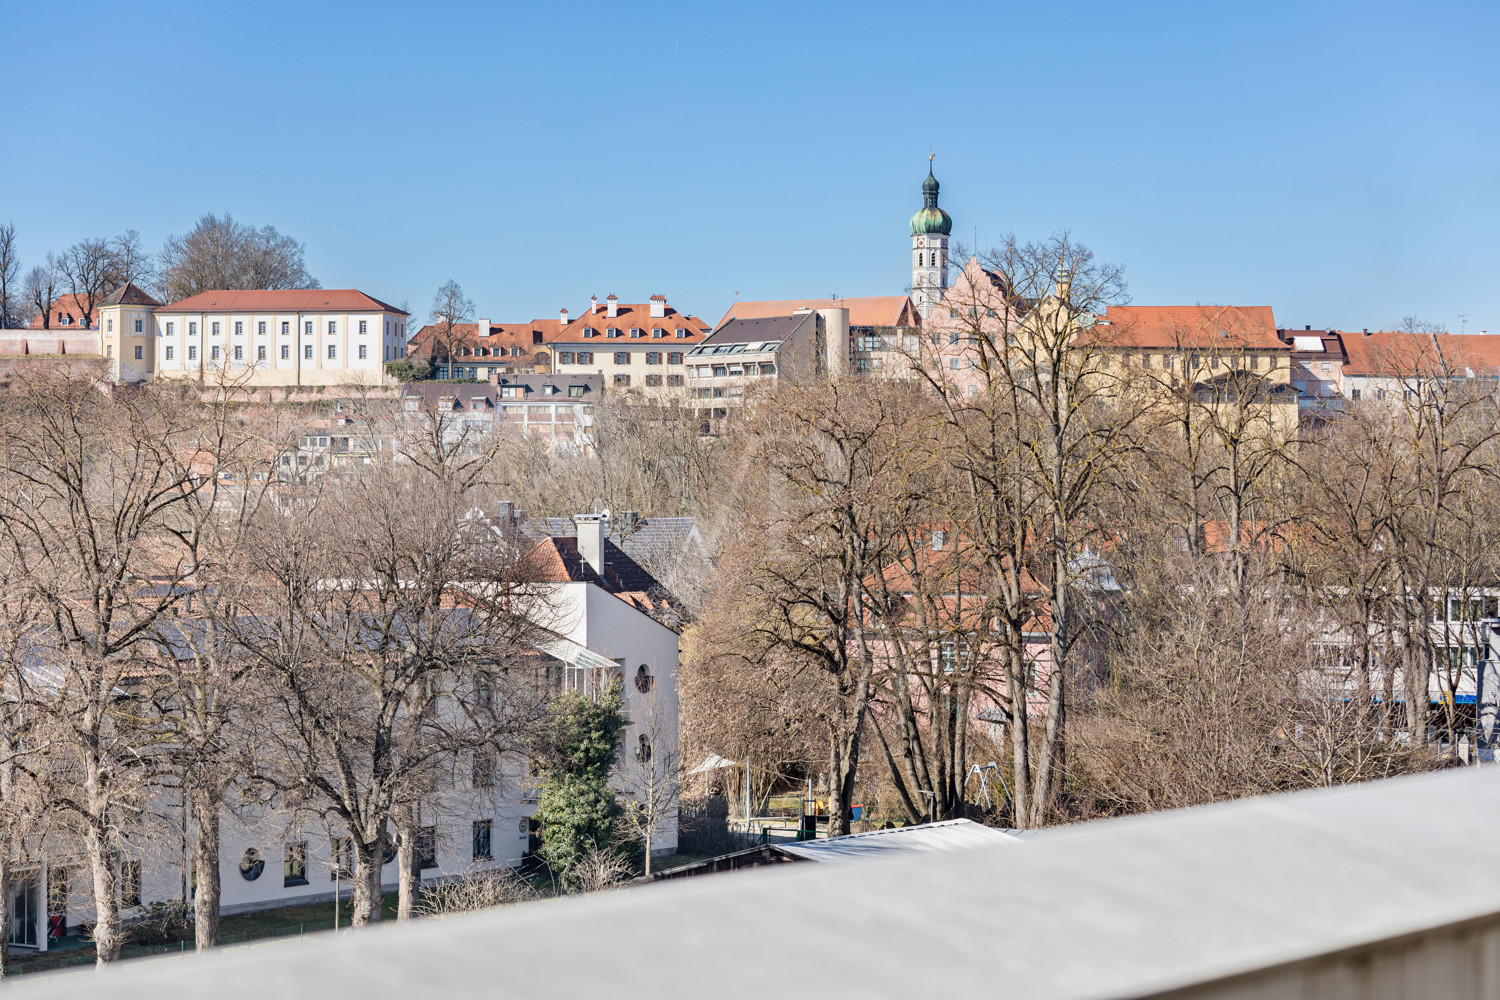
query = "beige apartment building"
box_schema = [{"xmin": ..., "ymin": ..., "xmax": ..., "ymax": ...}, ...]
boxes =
[
  {"xmin": 546, "ymin": 294, "xmax": 710, "ymax": 399},
  {"xmin": 97, "ymin": 288, "xmax": 408, "ymax": 387}
]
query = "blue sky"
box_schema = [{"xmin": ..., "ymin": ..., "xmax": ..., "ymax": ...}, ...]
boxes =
[{"xmin": 5, "ymin": 1, "xmax": 1497, "ymax": 332}]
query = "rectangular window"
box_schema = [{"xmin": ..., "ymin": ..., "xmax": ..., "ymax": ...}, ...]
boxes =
[
  {"xmin": 283, "ymin": 842, "xmax": 308, "ymax": 886},
  {"xmin": 282, "ymin": 321, "xmax": 290, "ymax": 336},
  {"xmin": 676, "ymin": 328, "xmax": 689, "ymax": 338},
  {"xmin": 131, "ymin": 345, "xmax": 141, "ymax": 359},
  {"xmin": 258, "ymin": 345, "xmax": 266, "ymax": 361},
  {"xmin": 328, "ymin": 321, "xmax": 336, "ymax": 335},
  {"xmin": 614, "ymin": 352, "xmax": 630, "ymax": 365},
  {"xmin": 359, "ymin": 320, "xmax": 367, "ymax": 334},
  {"xmin": 212, "ymin": 322, "xmax": 220, "ymax": 335},
  {"xmin": 235, "ymin": 322, "xmax": 243, "ymax": 336},
  {"xmin": 107, "ymin": 319, "xmax": 113, "ymax": 332},
  {"xmin": 473, "ymin": 752, "xmax": 496, "ymax": 788},
  {"xmin": 358, "ymin": 345, "xmax": 367, "ymax": 360},
  {"xmin": 328, "ymin": 345, "xmax": 337, "ymax": 360},
  {"xmin": 607, "ymin": 328, "xmax": 620, "ymax": 338},
  {"xmin": 305, "ymin": 321, "xmax": 313, "ymax": 335},
  {"xmin": 331, "ymin": 837, "xmax": 354, "ymax": 879},
  {"xmin": 668, "ymin": 351, "xmax": 683, "ymax": 365},
  {"xmin": 281, "ymin": 344, "xmax": 290, "ymax": 360},
  {"xmin": 188, "ymin": 345, "xmax": 197, "ymax": 360},
  {"xmin": 417, "ymin": 827, "xmax": 437, "ymax": 870},
  {"xmin": 646, "ymin": 352, "xmax": 662, "ymax": 365},
  {"xmin": 134, "ymin": 318, "xmax": 142, "ymax": 333},
  {"xmin": 189, "ymin": 322, "xmax": 197, "ymax": 336},
  {"xmin": 120, "ymin": 859, "xmax": 142, "ymax": 908},
  {"xmin": 646, "ymin": 373, "xmax": 663, "ymax": 387},
  {"xmin": 472, "ymin": 820, "xmax": 493, "ymax": 861},
  {"xmin": 558, "ymin": 351, "xmax": 574, "ymax": 364},
  {"xmin": 652, "ymin": 328, "xmax": 665, "ymax": 338},
  {"xmin": 305, "ymin": 344, "xmax": 314, "ymax": 359},
  {"xmin": 667, "ymin": 374, "xmax": 683, "ymax": 387},
  {"xmin": 211, "ymin": 346, "xmax": 220, "ymax": 361},
  {"xmin": 569, "ymin": 385, "xmax": 586, "ymax": 397},
  {"xmin": 165, "ymin": 346, "xmax": 174, "ymax": 360},
  {"xmin": 1351, "ymin": 388, "xmax": 1362, "ymax": 400},
  {"xmin": 629, "ymin": 328, "xmax": 643, "ymax": 338},
  {"xmin": 258, "ymin": 321, "xmax": 266, "ymax": 335},
  {"xmin": 614, "ymin": 373, "xmax": 631, "ymax": 386},
  {"xmin": 760, "ymin": 363, "xmax": 776, "ymax": 375},
  {"xmin": 578, "ymin": 351, "xmax": 593, "ymax": 364},
  {"xmin": 583, "ymin": 328, "xmax": 596, "ymax": 338},
  {"xmin": 166, "ymin": 322, "xmax": 174, "ymax": 336}
]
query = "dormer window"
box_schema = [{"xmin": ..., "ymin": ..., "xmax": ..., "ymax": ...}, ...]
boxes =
[
  {"xmin": 606, "ymin": 328, "xmax": 620, "ymax": 338},
  {"xmin": 543, "ymin": 384, "xmax": 558, "ymax": 395},
  {"xmin": 675, "ymin": 328, "xmax": 689, "ymax": 338},
  {"xmin": 583, "ymin": 327, "xmax": 596, "ymax": 338},
  {"xmin": 629, "ymin": 328, "xmax": 644, "ymax": 338},
  {"xmin": 510, "ymin": 347, "xmax": 521, "ymax": 357},
  {"xmin": 652, "ymin": 328, "xmax": 666, "ymax": 338}
]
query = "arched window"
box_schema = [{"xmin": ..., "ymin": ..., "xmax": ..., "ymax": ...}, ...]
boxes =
[{"xmin": 634, "ymin": 664, "xmax": 653, "ymax": 693}]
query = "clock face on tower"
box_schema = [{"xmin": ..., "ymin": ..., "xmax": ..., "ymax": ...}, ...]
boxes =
[{"xmin": 917, "ymin": 238, "xmax": 927, "ymax": 248}]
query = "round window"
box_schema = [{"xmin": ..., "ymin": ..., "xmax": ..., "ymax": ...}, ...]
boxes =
[
  {"xmin": 518, "ymin": 817, "xmax": 528, "ymax": 835},
  {"xmin": 239, "ymin": 848, "xmax": 264, "ymax": 882}
]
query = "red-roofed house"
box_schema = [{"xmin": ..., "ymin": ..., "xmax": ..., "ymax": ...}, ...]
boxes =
[
  {"xmin": 717, "ymin": 295, "xmax": 920, "ymax": 376},
  {"xmin": 29, "ymin": 293, "xmax": 96, "ymax": 330},
  {"xmin": 1338, "ymin": 329, "xmax": 1500, "ymax": 402},
  {"xmin": 548, "ymin": 294, "xmax": 710, "ymax": 398},
  {"xmin": 405, "ymin": 317, "xmax": 564, "ymax": 379}
]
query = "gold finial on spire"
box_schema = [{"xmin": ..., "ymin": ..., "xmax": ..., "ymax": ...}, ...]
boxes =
[{"xmin": 929, "ymin": 148, "xmax": 934, "ymax": 164}]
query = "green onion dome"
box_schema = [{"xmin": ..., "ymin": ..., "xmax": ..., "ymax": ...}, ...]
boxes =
[{"xmin": 909, "ymin": 166, "xmax": 952, "ymax": 236}]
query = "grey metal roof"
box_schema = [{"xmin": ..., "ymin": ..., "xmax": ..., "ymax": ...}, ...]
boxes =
[
  {"xmin": 697, "ymin": 314, "xmax": 807, "ymax": 346},
  {"xmin": 532, "ymin": 515, "xmax": 702, "ymax": 567},
  {"xmin": 20, "ymin": 768, "xmax": 1500, "ymax": 999},
  {"xmin": 775, "ymin": 818, "xmax": 1022, "ymax": 864}
]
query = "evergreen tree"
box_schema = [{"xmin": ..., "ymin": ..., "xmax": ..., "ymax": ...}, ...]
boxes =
[{"xmin": 535, "ymin": 680, "xmax": 625, "ymax": 878}]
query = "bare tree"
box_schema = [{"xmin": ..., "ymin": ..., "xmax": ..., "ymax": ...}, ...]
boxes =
[
  {"xmin": 614, "ymin": 687, "xmax": 679, "ymax": 876},
  {"xmin": 23, "ymin": 260, "xmax": 57, "ymax": 330},
  {"xmin": 0, "ymin": 223, "xmax": 20, "ymax": 329},
  {"xmin": 55, "ymin": 237, "xmax": 116, "ymax": 329},
  {"xmin": 158, "ymin": 213, "xmax": 318, "ymax": 301},
  {"xmin": 428, "ymin": 280, "xmax": 476, "ymax": 374}
]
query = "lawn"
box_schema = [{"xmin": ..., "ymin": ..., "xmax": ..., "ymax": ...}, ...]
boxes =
[{"xmin": 4, "ymin": 894, "xmax": 402, "ymax": 978}]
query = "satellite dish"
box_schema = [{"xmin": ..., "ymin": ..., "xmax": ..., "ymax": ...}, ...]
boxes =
[{"xmin": 602, "ymin": 507, "xmax": 611, "ymax": 521}]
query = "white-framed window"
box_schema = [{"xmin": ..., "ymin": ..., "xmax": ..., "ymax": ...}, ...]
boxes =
[
  {"xmin": 235, "ymin": 322, "xmax": 243, "ymax": 335},
  {"xmin": 188, "ymin": 345, "xmax": 197, "ymax": 360},
  {"xmin": 233, "ymin": 345, "xmax": 243, "ymax": 361},
  {"xmin": 281, "ymin": 344, "xmax": 290, "ymax": 360},
  {"xmin": 258, "ymin": 321, "xmax": 266, "ymax": 335},
  {"xmin": 358, "ymin": 345, "xmax": 367, "ymax": 360},
  {"xmin": 676, "ymin": 328, "xmax": 689, "ymax": 338},
  {"xmin": 165, "ymin": 322, "xmax": 174, "ymax": 336},
  {"xmin": 165, "ymin": 346, "xmax": 174, "ymax": 360},
  {"xmin": 189, "ymin": 322, "xmax": 197, "ymax": 336},
  {"xmin": 134, "ymin": 319, "xmax": 142, "ymax": 333},
  {"xmin": 106, "ymin": 318, "xmax": 113, "ymax": 332},
  {"xmin": 212, "ymin": 322, "xmax": 220, "ymax": 335},
  {"xmin": 257, "ymin": 345, "xmax": 266, "ymax": 361},
  {"xmin": 282, "ymin": 322, "xmax": 290, "ymax": 336},
  {"xmin": 211, "ymin": 346, "xmax": 221, "ymax": 361},
  {"xmin": 304, "ymin": 344, "xmax": 313, "ymax": 359},
  {"xmin": 304, "ymin": 321, "xmax": 313, "ymax": 335},
  {"xmin": 359, "ymin": 320, "xmax": 367, "ymax": 334},
  {"xmin": 134, "ymin": 345, "xmax": 142, "ymax": 359},
  {"xmin": 327, "ymin": 321, "xmax": 336, "ymax": 335},
  {"xmin": 328, "ymin": 345, "xmax": 337, "ymax": 360}
]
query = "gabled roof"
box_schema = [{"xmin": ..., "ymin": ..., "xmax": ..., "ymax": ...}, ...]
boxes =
[
  {"xmin": 718, "ymin": 296, "xmax": 917, "ymax": 330},
  {"xmin": 103, "ymin": 282, "xmax": 163, "ymax": 308},
  {"xmin": 532, "ymin": 515, "xmax": 703, "ymax": 566},
  {"xmin": 1340, "ymin": 330, "xmax": 1500, "ymax": 378},
  {"xmin": 406, "ymin": 320, "xmax": 560, "ymax": 362},
  {"xmin": 1092, "ymin": 305, "xmax": 1287, "ymax": 351},
  {"xmin": 156, "ymin": 289, "xmax": 407, "ymax": 314},
  {"xmin": 526, "ymin": 536, "xmax": 677, "ymax": 619},
  {"xmin": 552, "ymin": 301, "xmax": 710, "ymax": 344}
]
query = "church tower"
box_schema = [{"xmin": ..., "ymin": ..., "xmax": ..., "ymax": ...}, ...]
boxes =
[{"xmin": 909, "ymin": 154, "xmax": 953, "ymax": 319}]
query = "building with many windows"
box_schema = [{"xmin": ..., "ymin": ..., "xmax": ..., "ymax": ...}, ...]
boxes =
[
  {"xmin": 96, "ymin": 288, "xmax": 409, "ymax": 388},
  {"xmin": 405, "ymin": 317, "xmax": 565, "ymax": 380},
  {"xmin": 547, "ymin": 294, "xmax": 709, "ymax": 397},
  {"xmin": 401, "ymin": 373, "xmax": 603, "ymax": 456}
]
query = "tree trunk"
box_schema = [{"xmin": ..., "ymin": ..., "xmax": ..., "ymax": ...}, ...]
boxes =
[
  {"xmin": 1006, "ymin": 643, "xmax": 1032, "ymax": 827},
  {"xmin": 0, "ymin": 860, "xmax": 9, "ymax": 978},
  {"xmin": 191, "ymin": 785, "xmax": 220, "ymax": 949},
  {"xmin": 350, "ymin": 836, "xmax": 385, "ymax": 927},
  {"xmin": 83, "ymin": 826, "xmax": 120, "ymax": 964},
  {"xmin": 395, "ymin": 816, "xmax": 418, "ymax": 921}
]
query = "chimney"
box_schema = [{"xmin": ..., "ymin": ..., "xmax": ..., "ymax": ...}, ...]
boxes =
[
  {"xmin": 649, "ymin": 295, "xmax": 666, "ymax": 319},
  {"xmin": 606, "ymin": 294, "xmax": 618, "ymax": 319},
  {"xmin": 496, "ymin": 500, "xmax": 515, "ymax": 526},
  {"xmin": 1363, "ymin": 329, "xmax": 1372, "ymax": 338},
  {"xmin": 477, "ymin": 318, "xmax": 491, "ymax": 337},
  {"xmin": 1305, "ymin": 325, "xmax": 1311, "ymax": 331},
  {"xmin": 560, "ymin": 308, "xmax": 569, "ymax": 326},
  {"xmin": 572, "ymin": 513, "xmax": 607, "ymax": 576},
  {"xmin": 591, "ymin": 295, "xmax": 599, "ymax": 315}
]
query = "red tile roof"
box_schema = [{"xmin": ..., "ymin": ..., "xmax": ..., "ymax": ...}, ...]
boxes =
[
  {"xmin": 526, "ymin": 535, "xmax": 676, "ymax": 617},
  {"xmin": 552, "ymin": 302, "xmax": 710, "ymax": 344},
  {"xmin": 718, "ymin": 296, "xmax": 917, "ymax": 330},
  {"xmin": 157, "ymin": 289, "xmax": 407, "ymax": 314},
  {"xmin": 407, "ymin": 320, "xmax": 561, "ymax": 362},
  {"xmin": 1091, "ymin": 305, "xmax": 1288, "ymax": 351},
  {"xmin": 1340, "ymin": 330, "xmax": 1500, "ymax": 377},
  {"xmin": 28, "ymin": 293, "xmax": 95, "ymax": 329}
]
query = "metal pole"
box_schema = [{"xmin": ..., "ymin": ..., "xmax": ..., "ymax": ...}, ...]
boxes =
[{"xmin": 744, "ymin": 758, "xmax": 751, "ymax": 833}]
